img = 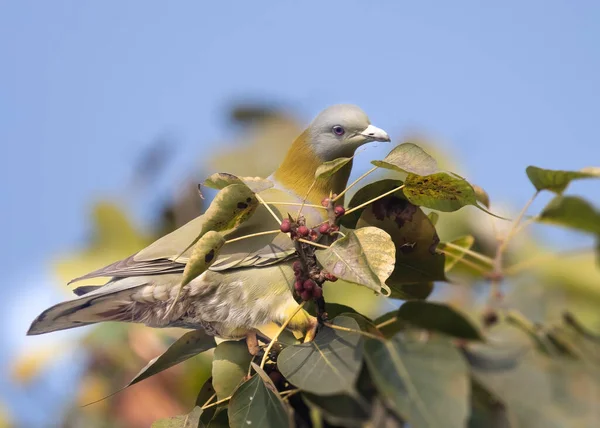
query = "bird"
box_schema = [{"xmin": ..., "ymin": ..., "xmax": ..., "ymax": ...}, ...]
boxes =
[{"xmin": 27, "ymin": 104, "xmax": 390, "ymax": 354}]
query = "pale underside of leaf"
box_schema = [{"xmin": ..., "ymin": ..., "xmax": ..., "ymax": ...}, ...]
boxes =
[{"xmin": 315, "ymin": 157, "xmax": 353, "ymax": 179}]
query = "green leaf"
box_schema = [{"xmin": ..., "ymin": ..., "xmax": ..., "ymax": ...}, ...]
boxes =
[
  {"xmin": 373, "ymin": 311, "xmax": 403, "ymax": 338},
  {"xmin": 128, "ymin": 330, "xmax": 216, "ymax": 387},
  {"xmin": 303, "ymin": 393, "xmax": 371, "ymax": 428},
  {"xmin": 351, "ymin": 179, "xmax": 446, "ymax": 285},
  {"xmin": 364, "ymin": 335, "xmax": 470, "ymax": 428},
  {"xmin": 315, "ymin": 157, "xmax": 353, "ymax": 179},
  {"xmin": 371, "ymin": 142, "xmax": 438, "ymax": 176},
  {"xmin": 397, "ymin": 301, "xmax": 483, "ymax": 340},
  {"xmin": 201, "ymin": 184, "xmax": 260, "ymax": 236},
  {"xmin": 468, "ymin": 378, "xmax": 511, "ymax": 428},
  {"xmin": 563, "ymin": 311, "xmax": 600, "ymax": 343},
  {"xmin": 403, "ymin": 172, "xmax": 477, "ymax": 212},
  {"xmin": 212, "ymin": 340, "xmax": 253, "ymax": 400},
  {"xmin": 204, "ymin": 172, "xmax": 274, "ymax": 193},
  {"xmin": 526, "ymin": 165, "xmax": 600, "ymax": 193},
  {"xmin": 427, "ymin": 211, "xmax": 439, "ymax": 226},
  {"xmin": 181, "ymin": 231, "xmax": 226, "ymax": 287},
  {"xmin": 228, "ymin": 364, "xmax": 291, "ymax": 428},
  {"xmin": 315, "ymin": 229, "xmax": 392, "ymax": 296},
  {"xmin": 438, "ymin": 235, "xmax": 475, "ymax": 272},
  {"xmin": 195, "ymin": 378, "xmax": 219, "ymax": 427},
  {"xmin": 277, "ymin": 316, "xmax": 363, "ymax": 395},
  {"xmin": 537, "ymin": 195, "xmax": 600, "ymax": 235},
  {"xmin": 152, "ymin": 407, "xmax": 203, "ymax": 428},
  {"xmin": 389, "ymin": 282, "xmax": 435, "ymax": 300}
]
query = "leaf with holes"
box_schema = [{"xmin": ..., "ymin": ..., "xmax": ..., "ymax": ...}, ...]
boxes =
[
  {"xmin": 350, "ymin": 179, "xmax": 446, "ymax": 285},
  {"xmin": 371, "ymin": 142, "xmax": 438, "ymax": 176},
  {"xmin": 537, "ymin": 195, "xmax": 600, "ymax": 235},
  {"xmin": 204, "ymin": 172, "xmax": 274, "ymax": 193},
  {"xmin": 364, "ymin": 335, "xmax": 470, "ymax": 428},
  {"xmin": 397, "ymin": 301, "xmax": 483, "ymax": 340},
  {"xmin": 180, "ymin": 231, "xmax": 225, "ymax": 287},
  {"xmin": 403, "ymin": 173, "xmax": 477, "ymax": 212},
  {"xmin": 526, "ymin": 166, "xmax": 600, "ymax": 193},
  {"xmin": 315, "ymin": 157, "xmax": 353, "ymax": 179},
  {"xmin": 127, "ymin": 330, "xmax": 216, "ymax": 388},
  {"xmin": 277, "ymin": 316, "xmax": 363, "ymax": 395},
  {"xmin": 438, "ymin": 235, "xmax": 475, "ymax": 272},
  {"xmin": 315, "ymin": 229, "xmax": 392, "ymax": 295},
  {"xmin": 228, "ymin": 364, "xmax": 291, "ymax": 428}
]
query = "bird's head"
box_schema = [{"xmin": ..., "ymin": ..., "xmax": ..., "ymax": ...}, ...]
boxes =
[{"xmin": 306, "ymin": 104, "xmax": 390, "ymax": 161}]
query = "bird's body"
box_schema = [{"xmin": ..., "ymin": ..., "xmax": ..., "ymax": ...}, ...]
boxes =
[{"xmin": 28, "ymin": 104, "xmax": 390, "ymax": 350}]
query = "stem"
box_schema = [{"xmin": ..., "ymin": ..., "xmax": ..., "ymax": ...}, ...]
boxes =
[
  {"xmin": 201, "ymin": 395, "xmax": 231, "ymax": 410},
  {"xmin": 255, "ymin": 193, "xmax": 282, "ymax": 225},
  {"xmin": 279, "ymin": 389, "xmax": 300, "ymax": 397},
  {"xmin": 201, "ymin": 392, "xmax": 217, "ymax": 409},
  {"xmin": 296, "ymin": 179, "xmax": 318, "ymax": 219},
  {"xmin": 440, "ymin": 241, "xmax": 494, "ymax": 265},
  {"xmin": 375, "ymin": 316, "xmax": 398, "ymax": 330},
  {"xmin": 225, "ymin": 229, "xmax": 281, "ymax": 244},
  {"xmin": 260, "ymin": 302, "xmax": 307, "ymax": 369},
  {"xmin": 323, "ymin": 322, "xmax": 385, "ymax": 342},
  {"xmin": 333, "ymin": 166, "xmax": 379, "ymax": 202},
  {"xmin": 343, "ymin": 185, "xmax": 405, "ymax": 216},
  {"xmin": 297, "ymin": 238, "xmax": 330, "ymax": 249},
  {"xmin": 265, "ymin": 201, "xmax": 326, "ymax": 210}
]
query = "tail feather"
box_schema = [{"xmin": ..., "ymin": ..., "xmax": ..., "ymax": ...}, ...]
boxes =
[{"xmin": 27, "ymin": 278, "xmax": 149, "ymax": 335}]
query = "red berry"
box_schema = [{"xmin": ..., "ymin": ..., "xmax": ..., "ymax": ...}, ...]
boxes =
[
  {"xmin": 294, "ymin": 280, "xmax": 304, "ymax": 292},
  {"xmin": 297, "ymin": 225, "xmax": 309, "ymax": 237},
  {"xmin": 300, "ymin": 290, "xmax": 312, "ymax": 301},
  {"xmin": 313, "ymin": 286, "xmax": 323, "ymax": 299},
  {"xmin": 329, "ymin": 224, "xmax": 340, "ymax": 233},
  {"xmin": 321, "ymin": 197, "xmax": 331, "ymax": 208},
  {"xmin": 334, "ymin": 205, "xmax": 345, "ymax": 217},
  {"xmin": 280, "ymin": 219, "xmax": 291, "ymax": 233},
  {"xmin": 292, "ymin": 261, "xmax": 302, "ymax": 272},
  {"xmin": 309, "ymin": 229, "xmax": 319, "ymax": 241},
  {"xmin": 303, "ymin": 279, "xmax": 315, "ymax": 291},
  {"xmin": 324, "ymin": 273, "xmax": 338, "ymax": 282},
  {"xmin": 318, "ymin": 223, "xmax": 330, "ymax": 234}
]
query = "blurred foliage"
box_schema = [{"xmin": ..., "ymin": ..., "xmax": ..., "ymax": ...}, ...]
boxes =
[{"xmin": 14, "ymin": 104, "xmax": 600, "ymax": 428}]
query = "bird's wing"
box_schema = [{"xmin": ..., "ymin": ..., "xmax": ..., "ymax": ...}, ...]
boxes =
[{"xmin": 69, "ymin": 187, "xmax": 326, "ymax": 283}]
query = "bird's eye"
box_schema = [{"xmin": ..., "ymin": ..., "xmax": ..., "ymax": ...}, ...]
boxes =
[{"xmin": 332, "ymin": 125, "xmax": 345, "ymax": 136}]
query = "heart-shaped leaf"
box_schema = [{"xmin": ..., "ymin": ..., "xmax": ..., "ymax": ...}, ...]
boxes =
[
  {"xmin": 128, "ymin": 330, "xmax": 216, "ymax": 388},
  {"xmin": 180, "ymin": 231, "xmax": 226, "ymax": 287},
  {"xmin": 228, "ymin": 364, "xmax": 291, "ymax": 428},
  {"xmin": 526, "ymin": 166, "xmax": 600, "ymax": 193},
  {"xmin": 315, "ymin": 157, "xmax": 353, "ymax": 179},
  {"xmin": 537, "ymin": 195, "xmax": 600, "ymax": 235},
  {"xmin": 350, "ymin": 180, "xmax": 446, "ymax": 285},
  {"xmin": 315, "ymin": 229, "xmax": 392, "ymax": 295},
  {"xmin": 371, "ymin": 143, "xmax": 438, "ymax": 176},
  {"xmin": 277, "ymin": 316, "xmax": 363, "ymax": 395},
  {"xmin": 403, "ymin": 172, "xmax": 477, "ymax": 212},
  {"xmin": 397, "ymin": 301, "xmax": 483, "ymax": 340},
  {"xmin": 201, "ymin": 184, "xmax": 260, "ymax": 236},
  {"xmin": 212, "ymin": 340, "xmax": 253, "ymax": 400},
  {"xmin": 364, "ymin": 335, "xmax": 470, "ymax": 428},
  {"xmin": 204, "ymin": 172, "xmax": 274, "ymax": 193}
]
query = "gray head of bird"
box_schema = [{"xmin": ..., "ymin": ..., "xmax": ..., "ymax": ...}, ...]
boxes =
[{"xmin": 307, "ymin": 104, "xmax": 391, "ymax": 160}]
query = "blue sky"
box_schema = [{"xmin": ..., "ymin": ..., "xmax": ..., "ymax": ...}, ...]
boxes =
[{"xmin": 1, "ymin": 0, "xmax": 600, "ymax": 424}]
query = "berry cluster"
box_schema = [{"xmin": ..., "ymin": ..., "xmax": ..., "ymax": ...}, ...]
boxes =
[
  {"xmin": 320, "ymin": 197, "xmax": 346, "ymax": 218},
  {"xmin": 293, "ymin": 261, "xmax": 322, "ymax": 301}
]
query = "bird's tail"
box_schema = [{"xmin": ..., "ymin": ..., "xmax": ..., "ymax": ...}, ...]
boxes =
[{"xmin": 27, "ymin": 277, "xmax": 148, "ymax": 335}]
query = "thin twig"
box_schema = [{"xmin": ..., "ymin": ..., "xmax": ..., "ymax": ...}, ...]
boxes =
[
  {"xmin": 323, "ymin": 322, "xmax": 385, "ymax": 342},
  {"xmin": 225, "ymin": 229, "xmax": 281, "ymax": 244},
  {"xmin": 260, "ymin": 302, "xmax": 307, "ymax": 369},
  {"xmin": 438, "ymin": 250, "xmax": 491, "ymax": 274},
  {"xmin": 296, "ymin": 179, "xmax": 318, "ymax": 219},
  {"xmin": 297, "ymin": 238, "xmax": 330, "ymax": 249},
  {"xmin": 279, "ymin": 389, "xmax": 300, "ymax": 397},
  {"xmin": 201, "ymin": 395, "xmax": 231, "ymax": 410},
  {"xmin": 440, "ymin": 241, "xmax": 494, "ymax": 265},
  {"xmin": 343, "ymin": 185, "xmax": 405, "ymax": 216},
  {"xmin": 265, "ymin": 201, "xmax": 327, "ymax": 210},
  {"xmin": 256, "ymin": 193, "xmax": 282, "ymax": 225},
  {"xmin": 375, "ymin": 316, "xmax": 398, "ymax": 330},
  {"xmin": 333, "ymin": 166, "xmax": 378, "ymax": 202},
  {"xmin": 201, "ymin": 392, "xmax": 217, "ymax": 409}
]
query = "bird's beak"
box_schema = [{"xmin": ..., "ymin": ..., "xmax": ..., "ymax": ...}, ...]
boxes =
[{"xmin": 360, "ymin": 124, "xmax": 391, "ymax": 142}]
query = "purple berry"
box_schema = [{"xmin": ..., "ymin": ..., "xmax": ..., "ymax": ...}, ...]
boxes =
[
  {"xmin": 303, "ymin": 279, "xmax": 315, "ymax": 291},
  {"xmin": 294, "ymin": 280, "xmax": 304, "ymax": 292},
  {"xmin": 321, "ymin": 197, "xmax": 331, "ymax": 208},
  {"xmin": 280, "ymin": 219, "xmax": 291, "ymax": 233},
  {"xmin": 318, "ymin": 223, "xmax": 330, "ymax": 234},
  {"xmin": 313, "ymin": 287, "xmax": 323, "ymax": 299},
  {"xmin": 334, "ymin": 205, "xmax": 345, "ymax": 217},
  {"xmin": 300, "ymin": 290, "xmax": 312, "ymax": 301},
  {"xmin": 297, "ymin": 225, "xmax": 309, "ymax": 237}
]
